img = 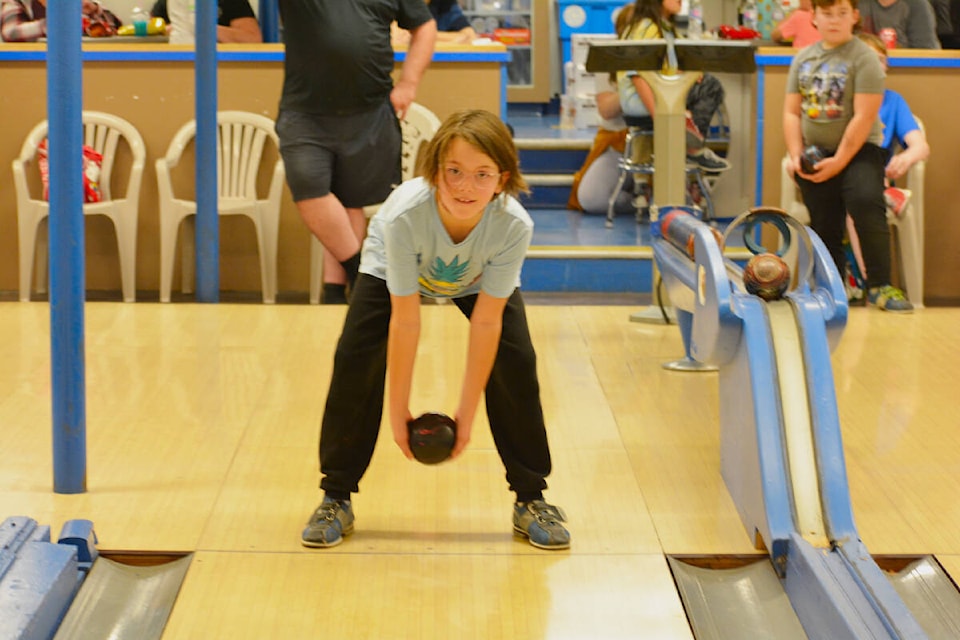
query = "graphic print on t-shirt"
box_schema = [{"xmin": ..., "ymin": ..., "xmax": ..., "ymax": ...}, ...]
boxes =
[
  {"xmin": 797, "ymin": 61, "xmax": 848, "ymax": 120},
  {"xmin": 419, "ymin": 255, "xmax": 472, "ymax": 296}
]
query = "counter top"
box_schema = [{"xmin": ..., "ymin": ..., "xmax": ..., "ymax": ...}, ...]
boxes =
[
  {"xmin": 0, "ymin": 42, "xmax": 510, "ymax": 63},
  {"xmin": 756, "ymin": 45, "xmax": 960, "ymax": 68}
]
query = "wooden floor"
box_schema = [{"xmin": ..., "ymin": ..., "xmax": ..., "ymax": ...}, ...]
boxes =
[{"xmin": 1, "ymin": 301, "xmax": 958, "ymax": 639}]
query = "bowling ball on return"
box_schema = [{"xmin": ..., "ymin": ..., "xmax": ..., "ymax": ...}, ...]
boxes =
[
  {"xmin": 407, "ymin": 412, "xmax": 457, "ymax": 465},
  {"xmin": 743, "ymin": 253, "xmax": 791, "ymax": 301}
]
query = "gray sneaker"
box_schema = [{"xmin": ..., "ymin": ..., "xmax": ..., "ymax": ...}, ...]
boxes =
[
  {"xmin": 302, "ymin": 496, "xmax": 354, "ymax": 548},
  {"xmin": 687, "ymin": 147, "xmax": 731, "ymax": 172},
  {"xmin": 513, "ymin": 500, "xmax": 570, "ymax": 550},
  {"xmin": 868, "ymin": 284, "xmax": 914, "ymax": 313}
]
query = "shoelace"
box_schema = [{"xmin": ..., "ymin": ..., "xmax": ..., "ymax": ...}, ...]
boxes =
[
  {"xmin": 876, "ymin": 286, "xmax": 906, "ymax": 301},
  {"xmin": 528, "ymin": 502, "xmax": 566, "ymax": 525},
  {"xmin": 313, "ymin": 502, "xmax": 342, "ymax": 524}
]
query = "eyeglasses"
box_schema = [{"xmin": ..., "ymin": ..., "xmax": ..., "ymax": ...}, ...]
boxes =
[{"xmin": 443, "ymin": 166, "xmax": 501, "ymax": 188}]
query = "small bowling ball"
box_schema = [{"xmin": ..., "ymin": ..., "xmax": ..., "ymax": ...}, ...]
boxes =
[
  {"xmin": 743, "ymin": 253, "xmax": 791, "ymax": 301},
  {"xmin": 407, "ymin": 412, "xmax": 457, "ymax": 465},
  {"xmin": 800, "ymin": 145, "xmax": 825, "ymax": 174}
]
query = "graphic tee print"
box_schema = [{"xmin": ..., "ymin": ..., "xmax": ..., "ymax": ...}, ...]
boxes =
[{"xmin": 797, "ymin": 61, "xmax": 849, "ymax": 120}]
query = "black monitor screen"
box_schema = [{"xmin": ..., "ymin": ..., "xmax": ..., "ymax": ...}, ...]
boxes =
[
  {"xmin": 585, "ymin": 40, "xmax": 668, "ymax": 73},
  {"xmin": 673, "ymin": 41, "xmax": 757, "ymax": 74}
]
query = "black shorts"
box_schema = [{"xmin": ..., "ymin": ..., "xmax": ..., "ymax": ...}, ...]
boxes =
[{"xmin": 276, "ymin": 101, "xmax": 402, "ymax": 208}]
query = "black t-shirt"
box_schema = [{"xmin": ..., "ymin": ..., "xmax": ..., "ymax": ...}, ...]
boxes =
[
  {"xmin": 278, "ymin": 0, "xmax": 433, "ymax": 115},
  {"xmin": 150, "ymin": 0, "xmax": 256, "ymax": 27},
  {"xmin": 430, "ymin": 0, "xmax": 471, "ymax": 32}
]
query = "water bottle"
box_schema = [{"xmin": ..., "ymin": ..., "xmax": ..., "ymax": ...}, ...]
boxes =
[
  {"xmin": 739, "ymin": 0, "xmax": 759, "ymax": 31},
  {"xmin": 130, "ymin": 6, "xmax": 149, "ymax": 36},
  {"xmin": 688, "ymin": 0, "xmax": 704, "ymax": 39}
]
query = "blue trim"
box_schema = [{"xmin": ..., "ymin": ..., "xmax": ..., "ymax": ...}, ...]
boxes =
[
  {"xmin": 757, "ymin": 51, "xmax": 960, "ymax": 68},
  {"xmin": 756, "ymin": 54, "xmax": 795, "ymax": 67},
  {"xmin": 0, "ymin": 49, "xmax": 511, "ymax": 64}
]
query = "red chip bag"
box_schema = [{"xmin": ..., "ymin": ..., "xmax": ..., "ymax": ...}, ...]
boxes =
[{"xmin": 37, "ymin": 138, "xmax": 104, "ymax": 204}]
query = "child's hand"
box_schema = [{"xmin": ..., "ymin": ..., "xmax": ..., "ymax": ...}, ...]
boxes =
[
  {"xmin": 392, "ymin": 411, "xmax": 415, "ymax": 460},
  {"xmin": 802, "ymin": 155, "xmax": 843, "ymax": 182},
  {"xmin": 885, "ymin": 153, "xmax": 911, "ymax": 181}
]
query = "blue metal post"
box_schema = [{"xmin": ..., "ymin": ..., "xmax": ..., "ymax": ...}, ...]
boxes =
[
  {"xmin": 195, "ymin": 1, "xmax": 219, "ymax": 302},
  {"xmin": 258, "ymin": 0, "xmax": 280, "ymax": 43},
  {"xmin": 47, "ymin": 1, "xmax": 87, "ymax": 494}
]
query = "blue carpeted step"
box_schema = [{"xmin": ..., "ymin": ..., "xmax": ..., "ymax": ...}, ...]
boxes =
[
  {"xmin": 515, "ymin": 137, "xmax": 591, "ymax": 208},
  {"xmin": 523, "ymin": 246, "xmax": 652, "ymax": 293},
  {"xmin": 521, "ymin": 174, "xmax": 575, "ymax": 209}
]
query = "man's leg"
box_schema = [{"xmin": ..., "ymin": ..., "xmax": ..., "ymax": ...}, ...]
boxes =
[{"xmin": 314, "ymin": 204, "xmax": 367, "ymax": 287}]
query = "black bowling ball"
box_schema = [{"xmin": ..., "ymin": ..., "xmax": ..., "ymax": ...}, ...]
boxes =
[{"xmin": 407, "ymin": 412, "xmax": 456, "ymax": 465}]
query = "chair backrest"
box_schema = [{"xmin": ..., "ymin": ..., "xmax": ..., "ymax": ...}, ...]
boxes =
[
  {"xmin": 900, "ymin": 117, "xmax": 925, "ymax": 220},
  {"xmin": 162, "ymin": 110, "xmax": 280, "ymax": 200},
  {"xmin": 399, "ymin": 103, "xmax": 441, "ymax": 181},
  {"xmin": 15, "ymin": 110, "xmax": 146, "ymax": 202}
]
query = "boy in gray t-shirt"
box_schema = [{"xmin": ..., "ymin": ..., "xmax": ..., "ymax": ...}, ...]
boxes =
[{"xmin": 784, "ymin": 0, "xmax": 913, "ymax": 312}]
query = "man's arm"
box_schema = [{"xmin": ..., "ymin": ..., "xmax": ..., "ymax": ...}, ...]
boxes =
[
  {"xmin": 217, "ymin": 17, "xmax": 262, "ymax": 43},
  {"xmin": 392, "ymin": 19, "xmax": 437, "ymax": 119}
]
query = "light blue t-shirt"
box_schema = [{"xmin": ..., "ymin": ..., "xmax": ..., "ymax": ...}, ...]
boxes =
[{"xmin": 360, "ymin": 178, "xmax": 533, "ymax": 299}]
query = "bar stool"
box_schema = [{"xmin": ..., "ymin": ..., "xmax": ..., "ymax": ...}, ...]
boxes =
[{"xmin": 606, "ymin": 115, "xmax": 715, "ymax": 227}]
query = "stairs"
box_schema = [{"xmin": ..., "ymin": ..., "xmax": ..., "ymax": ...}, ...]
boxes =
[
  {"xmin": 517, "ymin": 137, "xmax": 589, "ymax": 209},
  {"xmin": 513, "ymin": 133, "xmax": 653, "ymax": 296}
]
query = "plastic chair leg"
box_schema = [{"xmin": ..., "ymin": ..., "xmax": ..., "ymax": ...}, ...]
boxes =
[{"xmin": 606, "ymin": 169, "xmax": 629, "ymax": 229}]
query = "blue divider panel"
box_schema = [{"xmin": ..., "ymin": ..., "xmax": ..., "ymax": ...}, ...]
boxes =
[{"xmin": 0, "ymin": 517, "xmax": 95, "ymax": 640}]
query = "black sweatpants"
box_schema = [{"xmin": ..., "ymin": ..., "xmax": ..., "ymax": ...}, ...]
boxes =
[
  {"xmin": 318, "ymin": 274, "xmax": 552, "ymax": 497},
  {"xmin": 796, "ymin": 143, "xmax": 891, "ymax": 288}
]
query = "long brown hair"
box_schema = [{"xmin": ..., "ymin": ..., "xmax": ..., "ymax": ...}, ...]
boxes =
[
  {"xmin": 621, "ymin": 0, "xmax": 676, "ymax": 38},
  {"xmin": 417, "ymin": 109, "xmax": 530, "ymax": 197}
]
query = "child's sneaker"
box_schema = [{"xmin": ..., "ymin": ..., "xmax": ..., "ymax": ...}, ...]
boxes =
[
  {"xmin": 513, "ymin": 500, "xmax": 570, "ymax": 550},
  {"xmin": 687, "ymin": 147, "xmax": 731, "ymax": 172},
  {"xmin": 868, "ymin": 284, "xmax": 914, "ymax": 313},
  {"xmin": 302, "ymin": 496, "xmax": 354, "ymax": 548}
]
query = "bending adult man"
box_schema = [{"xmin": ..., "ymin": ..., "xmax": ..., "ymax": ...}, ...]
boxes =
[{"xmin": 277, "ymin": 1, "xmax": 437, "ymax": 304}]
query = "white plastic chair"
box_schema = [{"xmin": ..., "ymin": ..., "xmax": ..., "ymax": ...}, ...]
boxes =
[
  {"xmin": 778, "ymin": 124, "xmax": 926, "ymax": 308},
  {"xmin": 13, "ymin": 111, "xmax": 145, "ymax": 302},
  {"xmin": 157, "ymin": 111, "xmax": 285, "ymax": 303},
  {"xmin": 309, "ymin": 102, "xmax": 442, "ymax": 304}
]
